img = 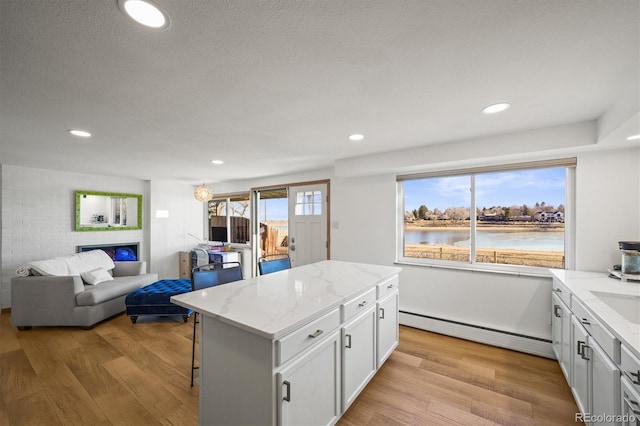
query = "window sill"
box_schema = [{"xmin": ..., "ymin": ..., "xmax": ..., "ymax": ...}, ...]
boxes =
[{"xmin": 394, "ymin": 259, "xmax": 557, "ymax": 279}]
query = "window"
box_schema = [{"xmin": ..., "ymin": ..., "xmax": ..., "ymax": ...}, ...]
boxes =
[
  {"xmin": 294, "ymin": 190, "xmax": 322, "ymax": 216},
  {"xmin": 208, "ymin": 193, "xmax": 250, "ymax": 243},
  {"xmin": 398, "ymin": 159, "xmax": 575, "ymax": 272}
]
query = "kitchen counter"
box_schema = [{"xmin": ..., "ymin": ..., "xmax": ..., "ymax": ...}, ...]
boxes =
[
  {"xmin": 550, "ymin": 270, "xmax": 640, "ymax": 358},
  {"xmin": 171, "ymin": 259, "xmax": 401, "ymax": 339}
]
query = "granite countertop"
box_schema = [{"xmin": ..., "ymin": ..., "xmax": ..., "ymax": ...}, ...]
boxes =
[
  {"xmin": 551, "ymin": 270, "xmax": 640, "ymax": 358},
  {"xmin": 171, "ymin": 260, "xmax": 401, "ymax": 340}
]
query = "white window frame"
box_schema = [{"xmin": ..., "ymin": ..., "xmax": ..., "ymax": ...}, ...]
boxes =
[{"xmin": 396, "ymin": 159, "xmax": 576, "ymax": 277}]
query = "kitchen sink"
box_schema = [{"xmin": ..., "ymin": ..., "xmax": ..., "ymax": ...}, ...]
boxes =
[{"xmin": 590, "ymin": 291, "xmax": 640, "ymax": 324}]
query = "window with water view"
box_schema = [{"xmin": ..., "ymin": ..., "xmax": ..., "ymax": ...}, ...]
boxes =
[{"xmin": 400, "ymin": 162, "xmax": 573, "ymax": 270}]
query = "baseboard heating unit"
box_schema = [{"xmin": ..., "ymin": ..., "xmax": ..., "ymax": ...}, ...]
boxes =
[{"xmin": 399, "ymin": 311, "xmax": 554, "ymax": 359}]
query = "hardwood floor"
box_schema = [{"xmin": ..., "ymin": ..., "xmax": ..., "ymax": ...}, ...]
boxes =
[{"xmin": 0, "ymin": 311, "xmax": 581, "ymax": 425}]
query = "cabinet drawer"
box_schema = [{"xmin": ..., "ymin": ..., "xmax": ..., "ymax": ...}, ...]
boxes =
[
  {"xmin": 621, "ymin": 345, "xmax": 640, "ymax": 393},
  {"xmin": 342, "ymin": 288, "xmax": 377, "ymax": 323},
  {"xmin": 377, "ymin": 275, "xmax": 399, "ymax": 300},
  {"xmin": 276, "ymin": 308, "xmax": 340, "ymax": 367},
  {"xmin": 552, "ymin": 278, "xmax": 571, "ymax": 307},
  {"xmin": 572, "ymin": 297, "xmax": 620, "ymax": 363}
]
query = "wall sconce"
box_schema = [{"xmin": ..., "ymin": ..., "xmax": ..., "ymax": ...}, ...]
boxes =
[{"xmin": 194, "ymin": 184, "xmax": 213, "ymax": 202}]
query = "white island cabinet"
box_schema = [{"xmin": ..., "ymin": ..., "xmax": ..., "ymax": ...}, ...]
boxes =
[{"xmin": 171, "ymin": 260, "xmax": 401, "ymax": 426}]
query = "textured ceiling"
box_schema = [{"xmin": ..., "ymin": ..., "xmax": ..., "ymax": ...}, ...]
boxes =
[{"xmin": 1, "ymin": 0, "xmax": 638, "ymax": 184}]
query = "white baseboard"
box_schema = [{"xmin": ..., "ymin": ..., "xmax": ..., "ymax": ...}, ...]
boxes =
[{"xmin": 399, "ymin": 311, "xmax": 555, "ymax": 359}]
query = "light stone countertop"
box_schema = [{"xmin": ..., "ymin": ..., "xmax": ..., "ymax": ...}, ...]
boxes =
[
  {"xmin": 171, "ymin": 260, "xmax": 402, "ymax": 340},
  {"xmin": 551, "ymin": 270, "xmax": 640, "ymax": 359}
]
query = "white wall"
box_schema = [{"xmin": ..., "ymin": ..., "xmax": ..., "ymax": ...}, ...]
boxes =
[
  {"xmin": 0, "ymin": 165, "xmax": 148, "ymax": 308},
  {"xmin": 576, "ymin": 148, "xmax": 640, "ymax": 270},
  {"xmin": 149, "ymin": 181, "xmax": 205, "ymax": 279}
]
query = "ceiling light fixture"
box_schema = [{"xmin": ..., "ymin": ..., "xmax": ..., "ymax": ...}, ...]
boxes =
[
  {"xmin": 349, "ymin": 134, "xmax": 364, "ymax": 141},
  {"xmin": 627, "ymin": 134, "xmax": 640, "ymax": 141},
  {"xmin": 68, "ymin": 129, "xmax": 92, "ymax": 138},
  {"xmin": 211, "ymin": 160, "xmax": 224, "ymax": 165},
  {"xmin": 482, "ymin": 102, "xmax": 511, "ymax": 114},
  {"xmin": 194, "ymin": 183, "xmax": 213, "ymax": 202},
  {"xmin": 118, "ymin": 0, "xmax": 169, "ymax": 29}
]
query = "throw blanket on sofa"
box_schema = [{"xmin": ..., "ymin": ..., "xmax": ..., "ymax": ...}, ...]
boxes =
[{"xmin": 15, "ymin": 250, "xmax": 116, "ymax": 277}]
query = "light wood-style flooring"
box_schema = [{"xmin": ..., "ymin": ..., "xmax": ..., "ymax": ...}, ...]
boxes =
[{"xmin": 0, "ymin": 310, "xmax": 581, "ymax": 425}]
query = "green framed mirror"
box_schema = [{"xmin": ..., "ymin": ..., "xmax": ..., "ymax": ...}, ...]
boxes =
[{"xmin": 75, "ymin": 190, "xmax": 142, "ymax": 231}]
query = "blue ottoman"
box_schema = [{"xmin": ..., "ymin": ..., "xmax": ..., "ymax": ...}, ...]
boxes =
[{"xmin": 125, "ymin": 279, "xmax": 192, "ymax": 324}]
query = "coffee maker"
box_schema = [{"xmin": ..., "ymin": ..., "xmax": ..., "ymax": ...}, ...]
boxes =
[{"xmin": 609, "ymin": 241, "xmax": 640, "ymax": 282}]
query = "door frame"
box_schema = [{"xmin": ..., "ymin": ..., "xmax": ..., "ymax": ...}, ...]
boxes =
[{"xmin": 250, "ymin": 179, "xmax": 331, "ymax": 276}]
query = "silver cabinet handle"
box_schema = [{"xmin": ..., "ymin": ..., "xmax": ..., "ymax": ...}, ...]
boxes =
[
  {"xmin": 628, "ymin": 370, "xmax": 640, "ymax": 385},
  {"xmin": 379, "ymin": 308, "xmax": 385, "ymax": 319},
  {"xmin": 358, "ymin": 301, "xmax": 367, "ymax": 307},
  {"xmin": 581, "ymin": 318, "xmax": 591, "ymax": 325},
  {"xmin": 553, "ymin": 305, "xmax": 562, "ymax": 318},
  {"xmin": 283, "ymin": 380, "xmax": 291, "ymax": 402},
  {"xmin": 308, "ymin": 329, "xmax": 323, "ymax": 339},
  {"xmin": 345, "ymin": 334, "xmax": 352, "ymax": 348},
  {"xmin": 553, "ymin": 288, "xmax": 562, "ymax": 293},
  {"xmin": 577, "ymin": 340, "xmax": 586, "ymax": 356},
  {"xmin": 581, "ymin": 344, "xmax": 591, "ymax": 361},
  {"xmin": 387, "ymin": 284, "xmax": 394, "ymax": 289},
  {"xmin": 623, "ymin": 397, "xmax": 640, "ymax": 415}
]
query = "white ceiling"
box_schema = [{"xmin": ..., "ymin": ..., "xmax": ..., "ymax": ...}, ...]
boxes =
[{"xmin": 1, "ymin": 0, "xmax": 638, "ymax": 185}]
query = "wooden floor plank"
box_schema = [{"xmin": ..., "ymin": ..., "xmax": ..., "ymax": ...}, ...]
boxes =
[{"xmin": 0, "ymin": 311, "xmax": 582, "ymax": 425}]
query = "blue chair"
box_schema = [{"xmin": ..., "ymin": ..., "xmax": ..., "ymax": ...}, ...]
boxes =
[
  {"xmin": 258, "ymin": 254, "xmax": 291, "ymax": 275},
  {"xmin": 191, "ymin": 262, "xmax": 243, "ymax": 386}
]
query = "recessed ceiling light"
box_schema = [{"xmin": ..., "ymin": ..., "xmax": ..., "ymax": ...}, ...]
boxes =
[
  {"xmin": 627, "ymin": 134, "xmax": 640, "ymax": 141},
  {"xmin": 211, "ymin": 160, "xmax": 224, "ymax": 165},
  {"xmin": 349, "ymin": 134, "xmax": 364, "ymax": 141},
  {"xmin": 118, "ymin": 0, "xmax": 169, "ymax": 29},
  {"xmin": 482, "ymin": 102, "xmax": 511, "ymax": 114},
  {"xmin": 68, "ymin": 129, "xmax": 92, "ymax": 138}
]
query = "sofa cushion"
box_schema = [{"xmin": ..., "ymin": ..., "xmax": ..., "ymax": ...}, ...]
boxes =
[
  {"xmin": 81, "ymin": 268, "xmax": 114, "ymax": 285},
  {"xmin": 76, "ymin": 276, "xmax": 148, "ymax": 306}
]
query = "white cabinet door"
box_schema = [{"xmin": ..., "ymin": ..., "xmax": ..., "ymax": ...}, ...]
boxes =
[
  {"xmin": 572, "ymin": 315, "xmax": 590, "ymax": 417},
  {"xmin": 560, "ymin": 297, "xmax": 573, "ymax": 387},
  {"xmin": 552, "ymin": 293, "xmax": 572, "ymax": 384},
  {"xmin": 552, "ymin": 293, "xmax": 563, "ymax": 362},
  {"xmin": 277, "ymin": 330, "xmax": 341, "ymax": 426},
  {"xmin": 377, "ymin": 291, "xmax": 398, "ymax": 368},
  {"xmin": 590, "ymin": 339, "xmax": 621, "ymax": 425},
  {"xmin": 342, "ymin": 305, "xmax": 376, "ymax": 411}
]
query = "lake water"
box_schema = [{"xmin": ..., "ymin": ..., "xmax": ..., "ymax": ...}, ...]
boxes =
[{"xmin": 405, "ymin": 229, "xmax": 564, "ymax": 252}]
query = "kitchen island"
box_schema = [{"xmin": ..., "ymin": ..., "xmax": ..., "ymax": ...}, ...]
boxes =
[{"xmin": 171, "ymin": 260, "xmax": 401, "ymax": 426}]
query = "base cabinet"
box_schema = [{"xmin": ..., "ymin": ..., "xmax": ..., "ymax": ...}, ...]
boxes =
[
  {"xmin": 591, "ymin": 340, "xmax": 621, "ymax": 425},
  {"xmin": 342, "ymin": 306, "xmax": 377, "ymax": 411},
  {"xmin": 572, "ymin": 315, "xmax": 590, "ymax": 416},
  {"xmin": 377, "ymin": 290, "xmax": 399, "ymax": 368},
  {"xmin": 277, "ymin": 330, "xmax": 341, "ymax": 426},
  {"xmin": 571, "ymin": 308, "xmax": 621, "ymax": 426}
]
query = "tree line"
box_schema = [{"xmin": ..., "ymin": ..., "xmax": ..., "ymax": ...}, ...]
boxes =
[{"xmin": 409, "ymin": 202, "xmax": 565, "ymax": 221}]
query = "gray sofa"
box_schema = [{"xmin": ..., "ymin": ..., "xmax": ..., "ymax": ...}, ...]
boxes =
[{"xmin": 11, "ymin": 261, "xmax": 158, "ymax": 329}]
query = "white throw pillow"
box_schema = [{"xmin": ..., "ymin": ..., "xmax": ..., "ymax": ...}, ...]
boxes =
[{"xmin": 81, "ymin": 268, "xmax": 114, "ymax": 285}]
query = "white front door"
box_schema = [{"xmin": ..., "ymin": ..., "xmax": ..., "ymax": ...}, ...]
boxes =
[{"xmin": 287, "ymin": 183, "xmax": 328, "ymax": 267}]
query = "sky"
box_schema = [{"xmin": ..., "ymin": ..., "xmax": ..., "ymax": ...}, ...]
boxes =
[
  {"xmin": 403, "ymin": 167, "xmax": 566, "ymax": 212},
  {"xmin": 259, "ymin": 198, "xmax": 289, "ymax": 221}
]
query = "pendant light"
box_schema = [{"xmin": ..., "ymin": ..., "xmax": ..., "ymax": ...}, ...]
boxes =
[{"xmin": 194, "ymin": 184, "xmax": 213, "ymax": 202}]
